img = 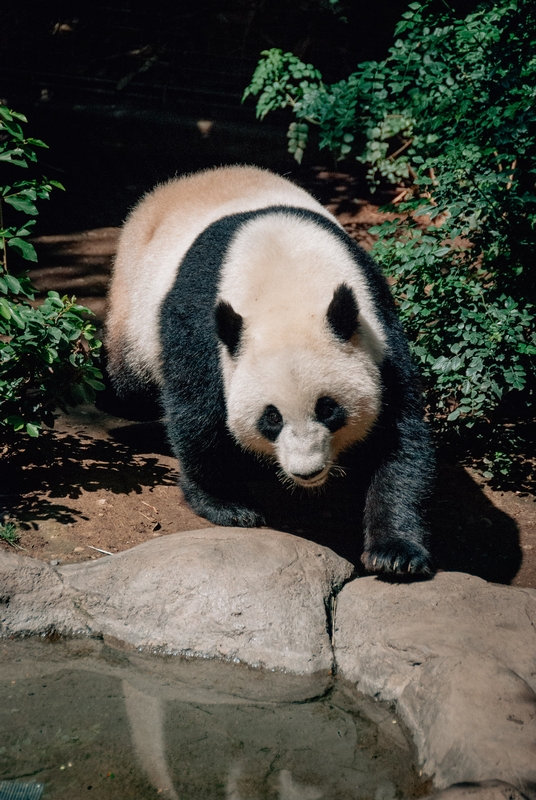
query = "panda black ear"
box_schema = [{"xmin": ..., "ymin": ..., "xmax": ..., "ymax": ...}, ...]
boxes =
[
  {"xmin": 215, "ymin": 300, "xmax": 243, "ymax": 357},
  {"xmin": 327, "ymin": 284, "xmax": 359, "ymax": 342}
]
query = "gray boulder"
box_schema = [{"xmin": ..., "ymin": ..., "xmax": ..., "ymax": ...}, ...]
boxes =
[
  {"xmin": 1, "ymin": 528, "xmax": 353, "ymax": 680},
  {"xmin": 334, "ymin": 572, "xmax": 536, "ymax": 795},
  {"xmin": 0, "ymin": 548, "xmax": 81, "ymax": 634}
]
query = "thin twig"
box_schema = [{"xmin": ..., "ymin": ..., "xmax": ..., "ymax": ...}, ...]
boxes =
[
  {"xmin": 388, "ymin": 138, "xmax": 413, "ymax": 161},
  {"xmin": 506, "ymin": 159, "xmax": 517, "ymax": 191},
  {"xmin": 87, "ymin": 544, "xmax": 114, "ymax": 556},
  {"xmin": 284, "ymin": 94, "xmax": 320, "ymax": 125},
  {"xmin": 392, "ymin": 189, "xmax": 410, "ymax": 204},
  {"xmin": 407, "ymin": 163, "xmax": 418, "ymax": 182},
  {"xmin": 0, "ymin": 200, "xmax": 7, "ymax": 272}
]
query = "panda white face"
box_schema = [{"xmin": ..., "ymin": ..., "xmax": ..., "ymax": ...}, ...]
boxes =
[
  {"xmin": 215, "ymin": 212, "xmax": 386, "ymax": 489},
  {"xmin": 218, "ymin": 334, "xmax": 383, "ymax": 489},
  {"xmin": 256, "ymin": 396, "xmax": 346, "ymax": 487}
]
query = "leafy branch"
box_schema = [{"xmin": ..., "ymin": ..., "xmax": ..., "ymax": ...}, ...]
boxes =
[
  {"xmin": 0, "ymin": 105, "xmax": 104, "ymax": 439},
  {"xmin": 244, "ymin": 0, "xmax": 536, "ymax": 479}
]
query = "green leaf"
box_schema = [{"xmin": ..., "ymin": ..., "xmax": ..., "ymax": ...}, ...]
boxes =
[
  {"xmin": 8, "ymin": 307, "xmax": 25, "ymax": 328},
  {"xmin": 85, "ymin": 378, "xmax": 106, "ymax": 392},
  {"xmin": 5, "ymin": 414, "xmax": 25, "ymax": 431},
  {"xmin": 4, "ymin": 274, "xmax": 21, "ymax": 294},
  {"xmin": 0, "ymin": 298, "xmax": 12, "ymax": 319},
  {"xmin": 26, "ymin": 138, "xmax": 49, "ymax": 148},
  {"xmin": 4, "ymin": 195, "xmax": 38, "ymax": 215},
  {"xmin": 8, "ymin": 109, "xmax": 27, "ymax": 122},
  {"xmin": 7, "ymin": 238, "xmax": 38, "ymax": 261},
  {"xmin": 25, "ymin": 422, "xmax": 40, "ymax": 438},
  {"xmin": 15, "ymin": 219, "xmax": 37, "ymax": 236},
  {"xmin": 0, "ymin": 157, "xmax": 29, "ymax": 170},
  {"xmin": 1, "ymin": 118, "xmax": 24, "ymax": 140}
]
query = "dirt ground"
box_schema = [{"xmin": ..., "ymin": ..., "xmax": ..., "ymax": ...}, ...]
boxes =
[{"xmin": 2, "ymin": 170, "xmax": 535, "ymax": 588}]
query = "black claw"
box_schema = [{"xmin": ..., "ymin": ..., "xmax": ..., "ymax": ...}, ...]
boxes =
[
  {"xmin": 229, "ymin": 507, "xmax": 265, "ymax": 528},
  {"xmin": 361, "ymin": 541, "xmax": 433, "ymax": 578}
]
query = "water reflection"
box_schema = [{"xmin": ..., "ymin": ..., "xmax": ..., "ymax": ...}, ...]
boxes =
[{"xmin": 0, "ymin": 638, "xmax": 427, "ymax": 799}]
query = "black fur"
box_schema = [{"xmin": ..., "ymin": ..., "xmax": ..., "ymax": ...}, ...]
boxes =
[
  {"xmin": 215, "ymin": 300, "xmax": 243, "ymax": 357},
  {"xmin": 97, "ymin": 344, "xmax": 163, "ymax": 421},
  {"xmin": 315, "ymin": 396, "xmax": 347, "ymax": 433},
  {"xmin": 257, "ymin": 405, "xmax": 284, "ymax": 442},
  {"xmin": 158, "ymin": 206, "xmax": 434, "ymax": 573},
  {"xmin": 327, "ymin": 283, "xmax": 359, "ymax": 342}
]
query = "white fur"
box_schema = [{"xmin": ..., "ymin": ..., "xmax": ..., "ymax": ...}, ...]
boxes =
[{"xmin": 218, "ymin": 212, "xmax": 386, "ymax": 485}]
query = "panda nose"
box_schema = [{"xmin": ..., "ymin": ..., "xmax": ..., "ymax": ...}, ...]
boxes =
[{"xmin": 292, "ymin": 468, "xmax": 324, "ymax": 481}]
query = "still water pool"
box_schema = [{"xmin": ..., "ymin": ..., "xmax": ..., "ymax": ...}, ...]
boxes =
[{"xmin": 0, "ymin": 638, "xmax": 429, "ymax": 799}]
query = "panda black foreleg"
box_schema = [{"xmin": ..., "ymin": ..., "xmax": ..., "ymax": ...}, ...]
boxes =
[
  {"xmin": 361, "ymin": 415, "xmax": 434, "ymax": 576},
  {"xmin": 166, "ymin": 411, "xmax": 265, "ymax": 528},
  {"xmin": 179, "ymin": 471, "xmax": 265, "ymax": 528}
]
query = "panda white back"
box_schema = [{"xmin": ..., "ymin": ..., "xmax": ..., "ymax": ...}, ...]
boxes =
[{"xmin": 107, "ymin": 165, "xmax": 337, "ymax": 387}]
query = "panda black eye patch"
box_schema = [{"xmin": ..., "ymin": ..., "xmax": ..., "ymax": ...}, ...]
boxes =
[
  {"xmin": 258, "ymin": 405, "xmax": 284, "ymax": 442},
  {"xmin": 327, "ymin": 283, "xmax": 359, "ymax": 342},
  {"xmin": 315, "ymin": 396, "xmax": 347, "ymax": 432}
]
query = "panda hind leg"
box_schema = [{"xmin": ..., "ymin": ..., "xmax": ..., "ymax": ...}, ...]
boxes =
[{"xmin": 179, "ymin": 473, "xmax": 265, "ymax": 528}]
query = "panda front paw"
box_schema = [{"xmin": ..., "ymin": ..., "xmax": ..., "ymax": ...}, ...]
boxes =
[
  {"xmin": 361, "ymin": 540, "xmax": 432, "ymax": 577},
  {"xmin": 208, "ymin": 502, "xmax": 266, "ymax": 528},
  {"xmin": 179, "ymin": 475, "xmax": 265, "ymax": 528}
]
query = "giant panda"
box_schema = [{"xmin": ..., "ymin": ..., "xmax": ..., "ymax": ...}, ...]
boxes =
[{"xmin": 106, "ymin": 165, "xmax": 434, "ymax": 575}]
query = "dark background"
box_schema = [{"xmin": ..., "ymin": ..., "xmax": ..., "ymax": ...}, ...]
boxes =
[{"xmin": 0, "ymin": 0, "xmax": 481, "ymax": 233}]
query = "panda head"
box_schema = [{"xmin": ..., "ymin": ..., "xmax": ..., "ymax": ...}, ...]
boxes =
[{"xmin": 215, "ymin": 282, "xmax": 382, "ymax": 489}]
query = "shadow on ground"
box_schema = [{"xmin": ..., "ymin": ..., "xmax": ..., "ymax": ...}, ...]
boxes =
[
  {"xmin": 248, "ymin": 458, "xmax": 522, "ymax": 585},
  {"xmin": 430, "ymin": 460, "xmax": 522, "ymax": 584},
  {"xmin": 1, "ymin": 410, "xmax": 524, "ymax": 584},
  {"xmin": 108, "ymin": 421, "xmax": 525, "ymax": 585},
  {"xmin": 1, "ymin": 425, "xmax": 177, "ymax": 528}
]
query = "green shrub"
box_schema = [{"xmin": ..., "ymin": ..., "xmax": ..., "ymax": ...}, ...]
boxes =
[
  {"xmin": 0, "ymin": 106, "xmax": 103, "ymax": 439},
  {"xmin": 244, "ymin": 0, "xmax": 536, "ymax": 470},
  {"xmin": 0, "ymin": 520, "xmax": 21, "ymax": 548}
]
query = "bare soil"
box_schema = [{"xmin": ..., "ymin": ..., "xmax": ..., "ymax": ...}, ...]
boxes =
[{"xmin": 2, "ymin": 171, "xmax": 535, "ymax": 588}]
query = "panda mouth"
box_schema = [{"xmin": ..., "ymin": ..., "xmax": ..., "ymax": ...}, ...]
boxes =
[{"xmin": 290, "ymin": 467, "xmax": 330, "ymax": 488}]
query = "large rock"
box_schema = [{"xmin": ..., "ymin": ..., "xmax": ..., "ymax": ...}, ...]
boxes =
[
  {"xmin": 334, "ymin": 572, "xmax": 536, "ymax": 795},
  {"xmin": 0, "ymin": 548, "xmax": 82, "ymax": 634},
  {"xmin": 0, "ymin": 528, "xmax": 353, "ymax": 678}
]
